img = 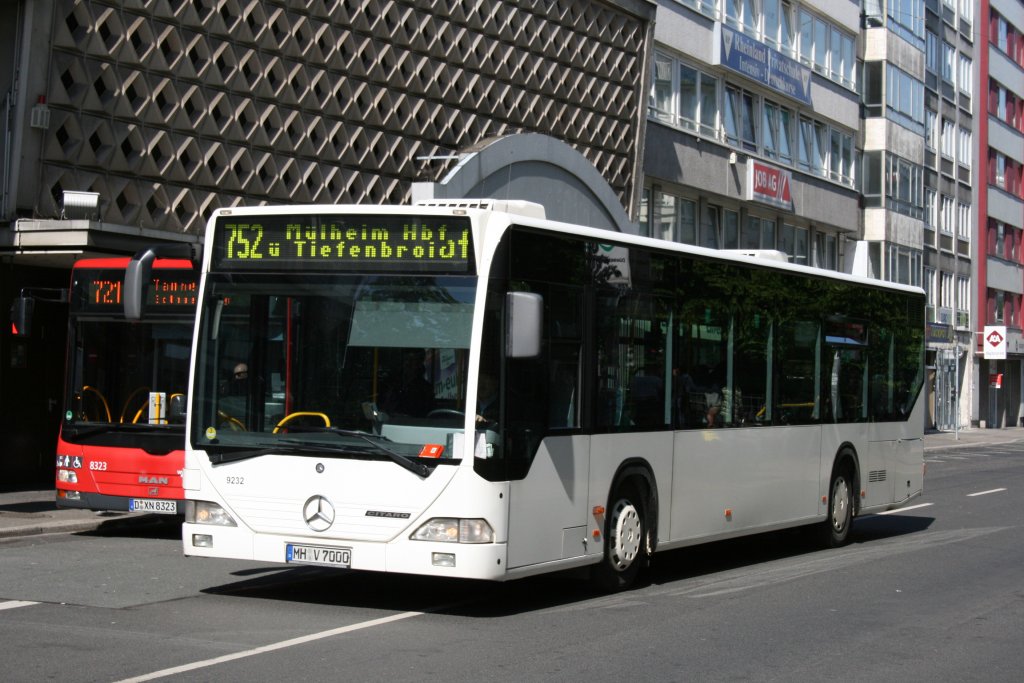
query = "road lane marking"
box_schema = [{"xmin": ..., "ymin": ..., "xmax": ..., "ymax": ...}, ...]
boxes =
[
  {"xmin": 967, "ymin": 488, "xmax": 1007, "ymax": 497},
  {"xmin": 113, "ymin": 610, "xmax": 425, "ymax": 682},
  {"xmin": 0, "ymin": 600, "xmax": 39, "ymax": 611},
  {"xmin": 877, "ymin": 502, "xmax": 933, "ymax": 515}
]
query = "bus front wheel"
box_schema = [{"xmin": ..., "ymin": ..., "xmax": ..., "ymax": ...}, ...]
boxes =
[
  {"xmin": 592, "ymin": 481, "xmax": 647, "ymax": 591},
  {"xmin": 821, "ymin": 462, "xmax": 854, "ymax": 547}
]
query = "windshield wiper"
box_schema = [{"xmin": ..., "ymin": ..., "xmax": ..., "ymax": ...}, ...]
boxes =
[
  {"xmin": 206, "ymin": 433, "xmax": 431, "ymax": 478},
  {"xmin": 65, "ymin": 423, "xmax": 181, "ymax": 439},
  {"xmin": 286, "ymin": 428, "xmax": 432, "ymax": 478}
]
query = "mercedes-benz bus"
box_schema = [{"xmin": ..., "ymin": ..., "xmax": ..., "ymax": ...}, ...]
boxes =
[{"xmin": 177, "ymin": 201, "xmax": 924, "ymax": 589}]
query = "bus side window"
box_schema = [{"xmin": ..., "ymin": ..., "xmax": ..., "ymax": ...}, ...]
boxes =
[
  {"xmin": 730, "ymin": 310, "xmax": 769, "ymax": 427},
  {"xmin": 775, "ymin": 319, "xmax": 820, "ymax": 425}
]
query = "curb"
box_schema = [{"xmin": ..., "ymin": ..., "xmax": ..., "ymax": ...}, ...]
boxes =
[
  {"xmin": 0, "ymin": 518, "xmax": 110, "ymax": 540},
  {"xmin": 0, "ymin": 510, "xmax": 152, "ymax": 540}
]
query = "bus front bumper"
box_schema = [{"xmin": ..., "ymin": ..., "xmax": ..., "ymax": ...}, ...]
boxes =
[{"xmin": 183, "ymin": 523, "xmax": 509, "ymax": 581}]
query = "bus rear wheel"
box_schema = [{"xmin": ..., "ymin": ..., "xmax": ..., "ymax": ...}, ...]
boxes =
[
  {"xmin": 820, "ymin": 463, "xmax": 854, "ymax": 547},
  {"xmin": 592, "ymin": 481, "xmax": 647, "ymax": 591}
]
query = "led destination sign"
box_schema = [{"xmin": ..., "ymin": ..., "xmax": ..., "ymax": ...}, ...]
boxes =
[
  {"xmin": 73, "ymin": 269, "xmax": 197, "ymax": 313},
  {"xmin": 213, "ymin": 215, "xmax": 474, "ymax": 273}
]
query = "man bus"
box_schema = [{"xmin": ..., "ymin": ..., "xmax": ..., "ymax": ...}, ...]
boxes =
[
  {"xmin": 52, "ymin": 251, "xmax": 197, "ymax": 514},
  {"xmin": 176, "ymin": 201, "xmax": 924, "ymax": 589}
]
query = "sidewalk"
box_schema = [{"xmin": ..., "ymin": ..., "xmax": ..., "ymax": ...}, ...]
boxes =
[
  {"xmin": 0, "ymin": 489, "xmax": 151, "ymax": 540},
  {"xmin": 2, "ymin": 428, "xmax": 1022, "ymax": 540}
]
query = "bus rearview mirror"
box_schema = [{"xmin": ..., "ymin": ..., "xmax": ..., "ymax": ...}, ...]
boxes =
[
  {"xmin": 9, "ymin": 296, "xmax": 34, "ymax": 337},
  {"xmin": 506, "ymin": 292, "xmax": 542, "ymax": 358},
  {"xmin": 125, "ymin": 243, "xmax": 197, "ymax": 320}
]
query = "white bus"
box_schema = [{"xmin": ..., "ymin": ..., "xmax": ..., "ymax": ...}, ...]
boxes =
[{"xmin": 179, "ymin": 201, "xmax": 925, "ymax": 589}]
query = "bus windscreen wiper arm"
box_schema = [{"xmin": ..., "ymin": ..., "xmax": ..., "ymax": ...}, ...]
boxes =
[
  {"xmin": 208, "ymin": 436, "xmax": 430, "ymax": 477},
  {"xmin": 280, "ymin": 427, "xmax": 432, "ymax": 478}
]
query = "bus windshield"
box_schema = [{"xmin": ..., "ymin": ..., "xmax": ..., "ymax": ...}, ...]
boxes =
[
  {"xmin": 66, "ymin": 319, "xmax": 192, "ymax": 434},
  {"xmin": 192, "ymin": 273, "xmax": 477, "ymax": 461}
]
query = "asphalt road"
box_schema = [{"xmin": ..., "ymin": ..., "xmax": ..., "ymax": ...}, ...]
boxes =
[{"xmin": 1, "ymin": 439, "xmax": 1021, "ymax": 683}]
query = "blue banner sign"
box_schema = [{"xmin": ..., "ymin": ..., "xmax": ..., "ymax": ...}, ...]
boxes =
[{"xmin": 714, "ymin": 24, "xmax": 812, "ymax": 106}]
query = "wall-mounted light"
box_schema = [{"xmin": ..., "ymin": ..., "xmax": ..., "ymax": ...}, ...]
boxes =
[
  {"xmin": 728, "ymin": 151, "xmax": 738, "ymax": 165},
  {"xmin": 61, "ymin": 191, "xmax": 100, "ymax": 220},
  {"xmin": 30, "ymin": 96, "xmax": 50, "ymax": 130}
]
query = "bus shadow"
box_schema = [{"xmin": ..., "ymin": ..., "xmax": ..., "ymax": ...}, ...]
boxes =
[
  {"xmin": 647, "ymin": 513, "xmax": 935, "ymax": 588},
  {"xmin": 76, "ymin": 514, "xmax": 183, "ymax": 540},
  {"xmin": 199, "ymin": 514, "xmax": 935, "ymax": 616}
]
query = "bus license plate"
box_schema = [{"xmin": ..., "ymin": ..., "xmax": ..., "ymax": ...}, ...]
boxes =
[
  {"xmin": 286, "ymin": 543, "xmax": 352, "ymax": 568},
  {"xmin": 129, "ymin": 498, "xmax": 178, "ymax": 514}
]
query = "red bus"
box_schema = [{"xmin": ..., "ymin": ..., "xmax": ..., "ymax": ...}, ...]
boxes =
[{"xmin": 53, "ymin": 252, "xmax": 197, "ymax": 514}]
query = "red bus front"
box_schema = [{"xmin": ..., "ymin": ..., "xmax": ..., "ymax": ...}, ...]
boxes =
[{"xmin": 55, "ymin": 257, "xmax": 196, "ymax": 514}]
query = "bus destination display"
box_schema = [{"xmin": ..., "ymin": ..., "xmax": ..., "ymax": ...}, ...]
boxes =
[
  {"xmin": 74, "ymin": 269, "xmax": 197, "ymax": 312},
  {"xmin": 213, "ymin": 215, "xmax": 474, "ymax": 273}
]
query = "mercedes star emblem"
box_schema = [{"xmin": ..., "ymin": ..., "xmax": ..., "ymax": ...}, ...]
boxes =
[{"xmin": 302, "ymin": 495, "xmax": 335, "ymax": 532}]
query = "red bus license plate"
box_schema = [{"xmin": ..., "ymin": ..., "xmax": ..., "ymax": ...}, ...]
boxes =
[{"xmin": 129, "ymin": 498, "xmax": 178, "ymax": 514}]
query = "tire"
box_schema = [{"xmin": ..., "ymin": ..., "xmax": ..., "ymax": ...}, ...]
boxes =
[
  {"xmin": 820, "ymin": 462, "xmax": 854, "ymax": 548},
  {"xmin": 592, "ymin": 481, "xmax": 647, "ymax": 591}
]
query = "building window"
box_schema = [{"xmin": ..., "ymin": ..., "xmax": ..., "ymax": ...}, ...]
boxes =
[
  {"xmin": 798, "ymin": 116, "xmax": 827, "ymax": 176},
  {"xmin": 654, "ymin": 190, "xmax": 677, "ymax": 241},
  {"xmin": 872, "ymin": 0, "xmax": 925, "ymax": 46},
  {"xmin": 995, "ymin": 14, "xmax": 1008, "ymax": 54},
  {"xmin": 941, "ymin": 272, "xmax": 953, "ymax": 310},
  {"xmin": 763, "ymin": 101, "xmax": 794, "ymax": 165},
  {"xmin": 924, "ymin": 266, "xmax": 936, "ymax": 315},
  {"xmin": 799, "ymin": 9, "xmax": 813, "ymax": 67},
  {"xmin": 639, "ymin": 187, "xmax": 651, "ymax": 237},
  {"xmin": 957, "ymin": 201, "xmax": 971, "ymax": 241},
  {"xmin": 723, "ymin": 209, "xmax": 740, "ymax": 248},
  {"xmin": 829, "ymin": 128, "xmax": 853, "ymax": 185},
  {"xmin": 680, "ymin": 63, "xmax": 720, "ymax": 138},
  {"xmin": 940, "ymin": 194, "xmax": 954, "ymax": 234},
  {"xmin": 700, "ymin": 203, "xmax": 720, "ymax": 249},
  {"xmin": 958, "ymin": 53, "xmax": 972, "ymax": 101},
  {"xmin": 814, "ymin": 232, "xmax": 838, "ymax": 271},
  {"xmin": 925, "ymin": 187, "xmax": 937, "ymax": 229},
  {"xmin": 886, "ymin": 245, "xmax": 922, "ymax": 286},
  {"xmin": 957, "ymin": 276, "xmax": 970, "ymax": 328},
  {"xmin": 883, "ymin": 154, "xmax": 923, "ymax": 220},
  {"xmin": 678, "ymin": 196, "xmax": 697, "ymax": 244},
  {"xmin": 941, "ymin": 42, "xmax": 955, "ymax": 85},
  {"xmin": 926, "ymin": 31, "xmax": 939, "ymax": 75},
  {"xmin": 959, "ymin": 0, "xmax": 973, "ymax": 27},
  {"xmin": 650, "ymin": 53, "xmax": 674, "ymax": 124},
  {"xmin": 957, "ymin": 126, "xmax": 972, "ymax": 170},
  {"xmin": 886, "ymin": 64, "xmax": 925, "ymax": 132},
  {"xmin": 940, "ymin": 118, "xmax": 955, "ymax": 159},
  {"xmin": 813, "ymin": 15, "xmax": 828, "ymax": 74},
  {"xmin": 725, "ymin": 0, "xmax": 759, "ymax": 36},
  {"xmin": 724, "ymin": 85, "xmax": 758, "ymax": 152}
]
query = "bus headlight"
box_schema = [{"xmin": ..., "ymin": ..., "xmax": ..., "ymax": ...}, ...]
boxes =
[
  {"xmin": 185, "ymin": 500, "xmax": 237, "ymax": 527},
  {"xmin": 410, "ymin": 518, "xmax": 493, "ymax": 543},
  {"xmin": 57, "ymin": 469, "xmax": 78, "ymax": 484}
]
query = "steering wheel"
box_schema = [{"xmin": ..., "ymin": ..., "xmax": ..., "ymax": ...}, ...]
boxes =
[{"xmin": 427, "ymin": 409, "xmax": 465, "ymax": 419}]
